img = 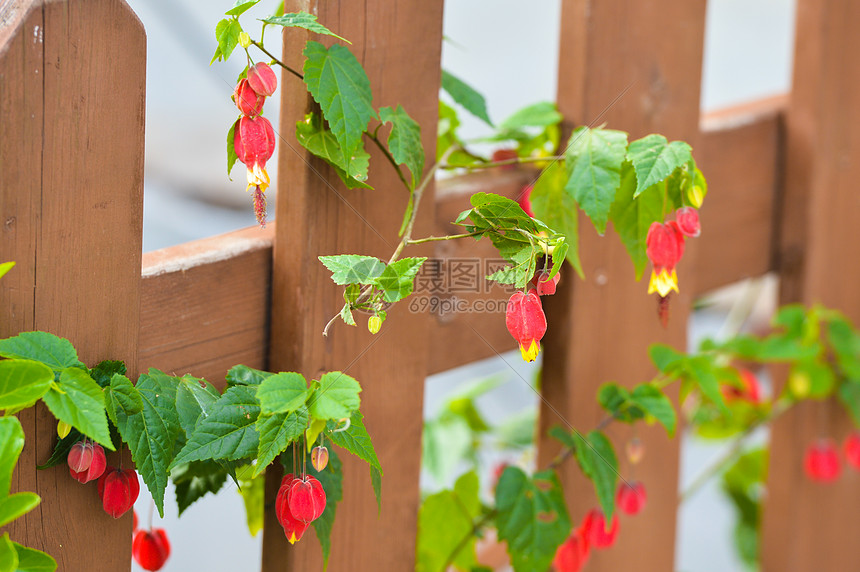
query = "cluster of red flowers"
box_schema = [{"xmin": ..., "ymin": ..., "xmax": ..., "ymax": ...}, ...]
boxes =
[
  {"xmin": 803, "ymin": 432, "xmax": 860, "ymax": 483},
  {"xmin": 505, "ymin": 269, "xmax": 558, "ymax": 362},
  {"xmin": 645, "ymin": 206, "xmax": 701, "ymax": 326},
  {"xmin": 232, "ymin": 62, "xmax": 278, "ymax": 227},
  {"xmin": 66, "ymin": 439, "xmax": 139, "ymax": 519},
  {"xmin": 276, "ymin": 446, "xmax": 331, "ymax": 544}
]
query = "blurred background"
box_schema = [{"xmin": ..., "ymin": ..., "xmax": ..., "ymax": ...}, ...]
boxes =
[{"xmin": 126, "ymin": 0, "xmax": 797, "ymax": 570}]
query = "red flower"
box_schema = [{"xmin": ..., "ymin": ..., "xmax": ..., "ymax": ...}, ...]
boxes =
[
  {"xmin": 97, "ymin": 467, "xmax": 140, "ymax": 519},
  {"xmin": 552, "ymin": 525, "xmax": 590, "ymax": 572},
  {"xmin": 505, "ymin": 289, "xmax": 547, "ymax": 362},
  {"xmin": 723, "ymin": 368, "xmax": 762, "ymax": 404},
  {"xmin": 68, "ymin": 441, "xmax": 106, "ymax": 484},
  {"xmin": 674, "ymin": 206, "xmax": 701, "ymax": 237},
  {"xmin": 616, "ymin": 481, "xmax": 647, "ymax": 516},
  {"xmin": 646, "ymin": 221, "xmax": 685, "ymax": 297},
  {"xmin": 582, "ymin": 509, "xmax": 619, "ymax": 549},
  {"xmin": 276, "ymin": 474, "xmax": 312, "ymax": 544},
  {"xmin": 535, "ymin": 270, "xmax": 560, "ymax": 296},
  {"xmin": 288, "ymin": 476, "xmax": 327, "ymax": 523},
  {"xmin": 518, "ymin": 184, "xmax": 534, "ymax": 217},
  {"xmin": 233, "ymin": 78, "xmax": 265, "ymax": 116},
  {"xmin": 132, "ymin": 528, "xmax": 170, "ymax": 571},
  {"xmin": 247, "ymin": 62, "xmax": 278, "ymax": 97},
  {"xmin": 804, "ymin": 439, "xmax": 841, "ymax": 482},
  {"xmin": 843, "ymin": 432, "xmax": 860, "ymax": 471},
  {"xmin": 233, "ymin": 115, "xmax": 276, "ymax": 226}
]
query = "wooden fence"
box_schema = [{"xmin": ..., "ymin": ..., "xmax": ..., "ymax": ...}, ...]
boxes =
[{"xmin": 0, "ymin": 0, "xmax": 858, "ymax": 570}]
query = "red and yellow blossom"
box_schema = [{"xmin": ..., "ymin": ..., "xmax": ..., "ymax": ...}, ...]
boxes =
[
  {"xmin": 505, "ymin": 289, "xmax": 547, "ymax": 362},
  {"xmin": 645, "ymin": 221, "xmax": 685, "ymax": 297}
]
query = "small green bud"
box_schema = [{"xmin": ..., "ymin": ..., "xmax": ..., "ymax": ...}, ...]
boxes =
[
  {"xmin": 238, "ymin": 31, "xmax": 251, "ymax": 48},
  {"xmin": 368, "ymin": 315, "xmax": 382, "ymax": 334},
  {"xmin": 57, "ymin": 420, "xmax": 71, "ymax": 439}
]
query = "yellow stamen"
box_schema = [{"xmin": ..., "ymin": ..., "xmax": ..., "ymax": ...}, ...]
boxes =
[
  {"xmin": 288, "ymin": 532, "xmax": 298, "ymax": 544},
  {"xmin": 246, "ymin": 163, "xmax": 270, "ymax": 192},
  {"xmin": 647, "ymin": 269, "xmax": 679, "ymax": 297},
  {"xmin": 519, "ymin": 339, "xmax": 540, "ymax": 362}
]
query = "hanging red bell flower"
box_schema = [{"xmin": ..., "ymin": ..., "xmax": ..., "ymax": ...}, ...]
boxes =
[
  {"xmin": 646, "ymin": 221, "xmax": 685, "ymax": 297},
  {"xmin": 233, "ymin": 115, "xmax": 276, "ymax": 226},
  {"xmin": 132, "ymin": 528, "xmax": 171, "ymax": 571},
  {"xmin": 505, "ymin": 289, "xmax": 547, "ymax": 362},
  {"xmin": 535, "ymin": 270, "xmax": 560, "ymax": 296},
  {"xmin": 844, "ymin": 432, "xmax": 860, "ymax": 470},
  {"xmin": 247, "ymin": 62, "xmax": 278, "ymax": 97},
  {"xmin": 97, "ymin": 467, "xmax": 140, "ymax": 519},
  {"xmin": 552, "ymin": 525, "xmax": 590, "ymax": 572},
  {"xmin": 276, "ymin": 474, "xmax": 310, "ymax": 544},
  {"xmin": 233, "ymin": 78, "xmax": 265, "ymax": 116},
  {"xmin": 288, "ymin": 475, "xmax": 327, "ymax": 524},
  {"xmin": 616, "ymin": 481, "xmax": 647, "ymax": 516},
  {"xmin": 68, "ymin": 441, "xmax": 106, "ymax": 484},
  {"xmin": 582, "ymin": 509, "xmax": 619, "ymax": 549},
  {"xmin": 674, "ymin": 206, "xmax": 701, "ymax": 237},
  {"xmin": 804, "ymin": 439, "xmax": 841, "ymax": 482},
  {"xmin": 518, "ymin": 184, "xmax": 535, "ymax": 217}
]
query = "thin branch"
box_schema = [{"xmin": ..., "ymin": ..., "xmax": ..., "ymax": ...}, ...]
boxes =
[
  {"xmin": 441, "ymin": 511, "xmax": 496, "ymax": 571},
  {"xmin": 439, "ymin": 155, "xmax": 564, "ymax": 171},
  {"xmin": 366, "ymin": 131, "xmax": 411, "ymax": 192},
  {"xmin": 250, "ymin": 40, "xmax": 304, "ymax": 80},
  {"xmin": 406, "ymin": 231, "xmax": 483, "ymax": 245}
]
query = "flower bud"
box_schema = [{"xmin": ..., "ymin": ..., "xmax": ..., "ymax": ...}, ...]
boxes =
[
  {"xmin": 233, "ymin": 78, "xmax": 265, "ymax": 116},
  {"xmin": 234, "ymin": 116, "xmax": 276, "ymax": 170},
  {"xmin": 69, "ymin": 442, "xmax": 106, "ymax": 483},
  {"xmin": 238, "ymin": 31, "xmax": 251, "ymax": 48},
  {"xmin": 646, "ymin": 221, "xmax": 685, "ymax": 297},
  {"xmin": 626, "ymin": 437, "xmax": 645, "ymax": 465},
  {"xmin": 288, "ymin": 476, "xmax": 326, "ymax": 524},
  {"xmin": 686, "ymin": 183, "xmax": 706, "ymax": 208},
  {"xmin": 312, "ymin": 446, "xmax": 329, "ymax": 472},
  {"xmin": 804, "ymin": 439, "xmax": 841, "ymax": 482},
  {"xmin": 98, "ymin": 467, "xmax": 140, "ymax": 518},
  {"xmin": 517, "ymin": 184, "xmax": 534, "ymax": 218},
  {"xmin": 57, "ymin": 420, "xmax": 71, "ymax": 439},
  {"xmin": 505, "ymin": 289, "xmax": 547, "ymax": 362},
  {"xmin": 247, "ymin": 62, "xmax": 278, "ymax": 97},
  {"xmin": 535, "ymin": 270, "xmax": 560, "ymax": 296},
  {"xmin": 674, "ymin": 207, "xmax": 701, "ymax": 237},
  {"xmin": 582, "ymin": 509, "xmax": 619, "ymax": 549},
  {"xmin": 723, "ymin": 368, "xmax": 762, "ymax": 404},
  {"xmin": 132, "ymin": 528, "xmax": 170, "ymax": 571},
  {"xmin": 552, "ymin": 525, "xmax": 590, "ymax": 572},
  {"xmin": 67, "ymin": 440, "xmax": 94, "ymax": 473},
  {"xmin": 368, "ymin": 315, "xmax": 382, "ymax": 334},
  {"xmin": 276, "ymin": 474, "xmax": 310, "ymax": 544},
  {"xmin": 845, "ymin": 432, "xmax": 860, "ymax": 470},
  {"xmin": 616, "ymin": 481, "xmax": 647, "ymax": 516}
]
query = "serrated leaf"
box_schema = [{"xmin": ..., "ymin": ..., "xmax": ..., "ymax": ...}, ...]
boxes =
[
  {"xmin": 89, "ymin": 360, "xmax": 126, "ymax": 388},
  {"xmin": 573, "ymin": 430, "xmax": 618, "ymax": 520},
  {"xmin": 0, "ymin": 533, "xmax": 17, "ymax": 572},
  {"xmin": 339, "ymin": 303, "xmax": 356, "ymax": 326},
  {"xmin": 215, "ymin": 19, "xmax": 242, "ymax": 62},
  {"xmin": 416, "ymin": 471, "xmax": 480, "ymax": 572},
  {"xmin": 370, "ymin": 465, "xmax": 382, "ymax": 513},
  {"xmin": 0, "ymin": 492, "xmax": 40, "ymax": 528},
  {"xmin": 531, "ymin": 161, "xmax": 584, "ymax": 278},
  {"xmin": 0, "ymin": 331, "xmax": 83, "ymax": 372},
  {"xmin": 0, "ymin": 360, "xmax": 53, "ymax": 411},
  {"xmin": 307, "ymin": 372, "xmax": 361, "ymax": 421},
  {"xmin": 319, "ymin": 255, "xmax": 385, "ymax": 286},
  {"xmin": 375, "ymin": 257, "xmax": 426, "ymax": 303},
  {"xmin": 35, "ymin": 428, "xmax": 81, "ymax": 471},
  {"xmin": 42, "ymin": 368, "xmax": 112, "ymax": 449},
  {"xmin": 254, "ymin": 406, "xmax": 308, "ymax": 477},
  {"xmin": 379, "ymin": 105, "xmax": 424, "ymax": 188},
  {"xmin": 175, "ymin": 376, "xmax": 220, "ymax": 439},
  {"xmin": 626, "ymin": 134, "xmax": 692, "ymax": 197},
  {"xmin": 256, "ymin": 373, "xmax": 309, "ymax": 415},
  {"xmin": 296, "ymin": 113, "xmax": 372, "ymax": 189},
  {"xmin": 171, "ymin": 385, "xmax": 261, "ymax": 467},
  {"xmin": 630, "ymin": 384, "xmax": 677, "ymax": 436},
  {"xmin": 440, "ymin": 70, "xmax": 492, "ymax": 126},
  {"xmin": 499, "ymin": 102, "xmax": 562, "ymax": 131},
  {"xmin": 564, "ymin": 126, "xmax": 628, "ymax": 235},
  {"xmin": 225, "ymin": 0, "xmax": 259, "ymax": 16},
  {"xmin": 687, "ymin": 356, "xmax": 727, "ymax": 411},
  {"xmin": 261, "ymin": 12, "xmax": 350, "ymax": 43},
  {"xmin": 495, "ymin": 467, "xmax": 571, "ymax": 572},
  {"xmin": 172, "ymin": 460, "xmax": 228, "ymax": 516},
  {"xmin": 303, "ymin": 42, "xmax": 375, "ymax": 173},
  {"xmin": 227, "ymin": 119, "xmax": 239, "ymax": 179},
  {"xmin": 610, "ymin": 161, "xmax": 665, "ymax": 279},
  {"xmin": 10, "ymin": 542, "xmax": 56, "ymax": 572},
  {"xmin": 104, "ymin": 373, "xmax": 143, "ymax": 427},
  {"xmin": 649, "ymin": 343, "xmax": 686, "ymax": 373},
  {"xmin": 422, "ymin": 417, "xmax": 471, "ymax": 487},
  {"xmin": 838, "ymin": 382, "xmax": 860, "ymax": 426},
  {"xmin": 326, "ymin": 410, "xmax": 382, "ymax": 476},
  {"xmin": 226, "ymin": 365, "xmax": 273, "ymax": 387},
  {"xmin": 114, "ymin": 370, "xmax": 182, "ymax": 516}
]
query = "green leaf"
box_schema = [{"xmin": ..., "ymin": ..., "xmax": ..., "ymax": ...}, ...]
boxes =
[
  {"xmin": 226, "ymin": 364, "xmax": 273, "ymax": 387},
  {"xmin": 0, "ymin": 493, "xmax": 40, "ymax": 528},
  {"xmin": 564, "ymin": 126, "xmax": 628, "ymax": 235},
  {"xmin": 0, "ymin": 533, "xmax": 18, "ymax": 572},
  {"xmin": 609, "ymin": 161, "xmax": 665, "ymax": 279},
  {"xmin": 10, "ymin": 543, "xmax": 56, "ymax": 572},
  {"xmin": 307, "ymin": 372, "xmax": 361, "ymax": 421},
  {"xmin": 257, "ymin": 372, "xmax": 309, "ymax": 415},
  {"xmin": 339, "ymin": 303, "xmax": 356, "ymax": 327},
  {"xmin": 572, "ymin": 430, "xmax": 618, "ymax": 520},
  {"xmin": 530, "ymin": 163, "xmax": 584, "ymax": 278},
  {"xmin": 416, "ymin": 471, "xmax": 481, "ymax": 572},
  {"xmin": 374, "ymin": 257, "xmax": 426, "ymax": 303},
  {"xmin": 227, "ymin": 120, "xmax": 239, "ymax": 179},
  {"xmin": 104, "ymin": 373, "xmax": 143, "ymax": 427},
  {"xmin": 495, "ymin": 467, "xmax": 571, "ymax": 572},
  {"xmin": 0, "ymin": 331, "xmax": 83, "ymax": 372},
  {"xmin": 42, "ymin": 368, "xmax": 112, "ymax": 449},
  {"xmin": 319, "ymin": 255, "xmax": 385, "ymax": 286},
  {"xmin": 35, "ymin": 428, "xmax": 81, "ymax": 470},
  {"xmin": 379, "ymin": 105, "xmax": 424, "ymax": 188},
  {"xmin": 215, "ymin": 19, "xmax": 242, "ymax": 62},
  {"xmin": 687, "ymin": 356, "xmax": 727, "ymax": 411},
  {"xmin": 0, "ymin": 360, "xmax": 53, "ymax": 411},
  {"xmin": 225, "ymin": 0, "xmax": 259, "ymax": 16},
  {"xmin": 499, "ymin": 102, "xmax": 562, "ymax": 131},
  {"xmin": 295, "ymin": 113, "xmax": 372, "ymax": 189},
  {"xmin": 254, "ymin": 406, "xmax": 308, "ymax": 477},
  {"xmin": 175, "ymin": 375, "xmax": 220, "ymax": 439},
  {"xmin": 261, "ymin": 12, "xmax": 350, "ymax": 43},
  {"xmin": 790, "ymin": 359, "xmax": 835, "ymax": 399},
  {"xmin": 326, "ymin": 410, "xmax": 382, "ymax": 509},
  {"xmin": 236, "ymin": 464, "xmax": 266, "ymax": 537},
  {"xmin": 303, "ymin": 42, "xmax": 375, "ymax": 173},
  {"xmin": 838, "ymin": 382, "xmax": 860, "ymax": 426},
  {"xmin": 649, "ymin": 343, "xmax": 686, "ymax": 373},
  {"xmin": 171, "ymin": 385, "xmax": 261, "ymax": 467},
  {"xmin": 422, "ymin": 416, "xmax": 471, "ymax": 487},
  {"xmin": 89, "ymin": 360, "xmax": 126, "ymax": 388},
  {"xmin": 826, "ymin": 315, "xmax": 860, "ymax": 379},
  {"xmin": 596, "ymin": 383, "xmax": 643, "ymax": 423},
  {"xmin": 370, "ymin": 465, "xmax": 382, "ymax": 513},
  {"xmin": 440, "ymin": 70, "xmax": 492, "ymax": 126},
  {"xmin": 0, "ymin": 262, "xmax": 14, "ymax": 281},
  {"xmin": 629, "ymin": 384, "xmax": 677, "ymax": 437},
  {"xmin": 626, "ymin": 134, "xmax": 692, "ymax": 198},
  {"xmin": 113, "ymin": 370, "xmax": 182, "ymax": 517},
  {"xmin": 172, "ymin": 460, "xmax": 228, "ymax": 516}
]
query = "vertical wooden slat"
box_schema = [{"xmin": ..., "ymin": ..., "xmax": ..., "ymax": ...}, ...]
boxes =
[
  {"xmin": 763, "ymin": 0, "xmax": 860, "ymax": 569},
  {"xmin": 539, "ymin": 2, "xmax": 706, "ymax": 570},
  {"xmin": 0, "ymin": 0, "xmax": 145, "ymax": 568},
  {"xmin": 263, "ymin": 2, "xmax": 444, "ymax": 570}
]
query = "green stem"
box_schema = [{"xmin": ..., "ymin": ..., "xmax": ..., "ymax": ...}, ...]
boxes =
[
  {"xmin": 366, "ymin": 131, "xmax": 411, "ymax": 193},
  {"xmin": 441, "ymin": 510, "xmax": 497, "ymax": 572},
  {"xmin": 439, "ymin": 155, "xmax": 564, "ymax": 171},
  {"xmin": 406, "ymin": 231, "xmax": 483, "ymax": 245},
  {"xmin": 250, "ymin": 40, "xmax": 303, "ymax": 80}
]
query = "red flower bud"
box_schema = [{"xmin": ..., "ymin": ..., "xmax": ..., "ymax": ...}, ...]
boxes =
[
  {"xmin": 311, "ymin": 446, "xmax": 329, "ymax": 472},
  {"xmin": 616, "ymin": 481, "xmax": 647, "ymax": 516},
  {"xmin": 535, "ymin": 270, "xmax": 560, "ymax": 296},
  {"xmin": 626, "ymin": 437, "xmax": 645, "ymax": 465},
  {"xmin": 68, "ymin": 442, "xmax": 106, "ymax": 483},
  {"xmin": 505, "ymin": 289, "xmax": 547, "ymax": 362},
  {"xmin": 234, "ymin": 116, "xmax": 276, "ymax": 170},
  {"xmin": 233, "ymin": 78, "xmax": 265, "ymax": 116},
  {"xmin": 675, "ymin": 206, "xmax": 701, "ymax": 237},
  {"xmin": 67, "ymin": 440, "xmax": 94, "ymax": 473},
  {"xmin": 845, "ymin": 432, "xmax": 860, "ymax": 470},
  {"xmin": 646, "ymin": 221, "xmax": 685, "ymax": 296},
  {"xmin": 582, "ymin": 509, "xmax": 619, "ymax": 549},
  {"xmin": 518, "ymin": 184, "xmax": 535, "ymax": 217},
  {"xmin": 804, "ymin": 439, "xmax": 841, "ymax": 482},
  {"xmin": 552, "ymin": 525, "xmax": 590, "ymax": 572},
  {"xmin": 723, "ymin": 368, "xmax": 762, "ymax": 404},
  {"xmin": 247, "ymin": 62, "xmax": 278, "ymax": 97},
  {"xmin": 132, "ymin": 528, "xmax": 170, "ymax": 571},
  {"xmin": 276, "ymin": 474, "xmax": 310, "ymax": 544},
  {"xmin": 491, "ymin": 148, "xmax": 518, "ymax": 169},
  {"xmin": 288, "ymin": 475, "xmax": 326, "ymax": 524},
  {"xmin": 97, "ymin": 467, "xmax": 140, "ymax": 519}
]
